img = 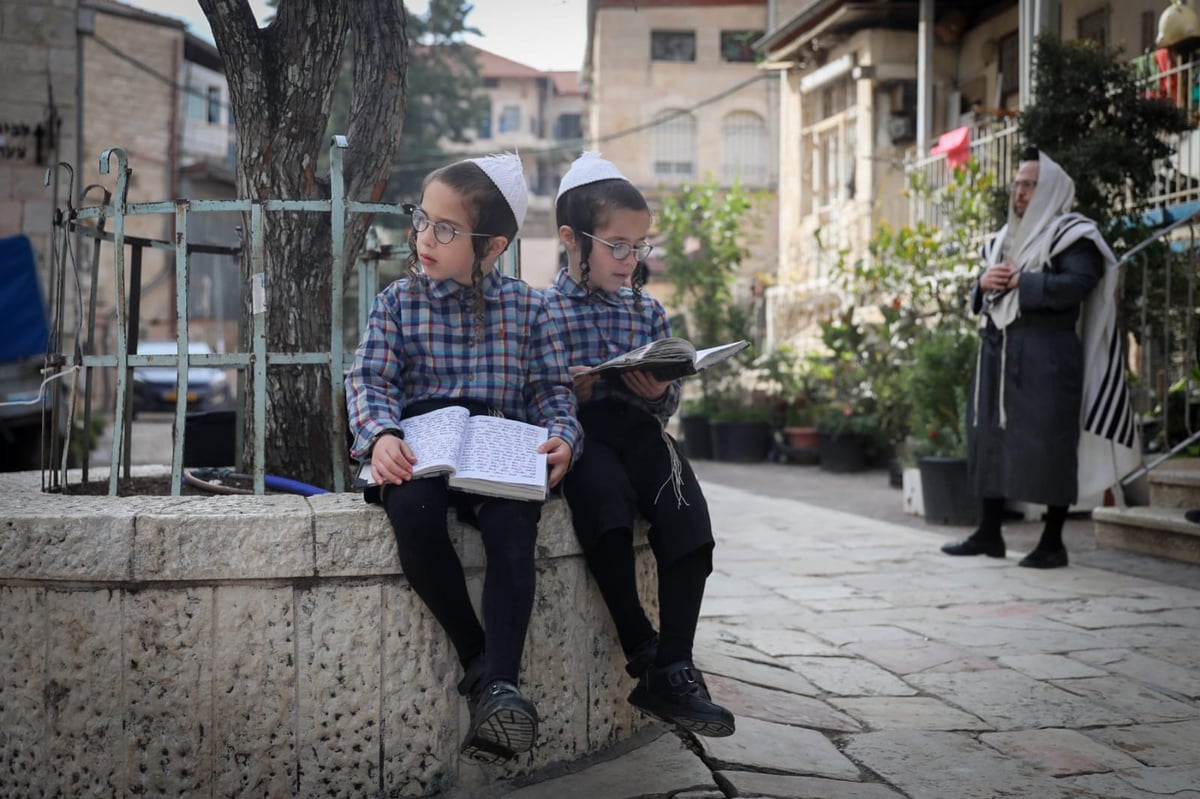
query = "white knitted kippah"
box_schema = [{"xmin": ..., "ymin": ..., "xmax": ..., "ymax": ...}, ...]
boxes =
[
  {"xmin": 556, "ymin": 151, "xmax": 630, "ymax": 201},
  {"xmin": 468, "ymin": 152, "xmax": 529, "ymax": 231}
]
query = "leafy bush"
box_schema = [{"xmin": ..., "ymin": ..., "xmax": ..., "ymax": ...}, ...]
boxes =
[{"xmin": 903, "ymin": 327, "xmax": 976, "ymax": 460}]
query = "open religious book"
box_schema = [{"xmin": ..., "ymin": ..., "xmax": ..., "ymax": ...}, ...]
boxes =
[
  {"xmin": 353, "ymin": 405, "xmax": 549, "ymax": 501},
  {"xmin": 583, "ymin": 337, "xmax": 749, "ymax": 382}
]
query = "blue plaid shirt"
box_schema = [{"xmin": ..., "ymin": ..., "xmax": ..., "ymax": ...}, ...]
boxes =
[
  {"xmin": 541, "ymin": 269, "xmax": 681, "ymax": 426},
  {"xmin": 346, "ymin": 269, "xmax": 581, "ymax": 461}
]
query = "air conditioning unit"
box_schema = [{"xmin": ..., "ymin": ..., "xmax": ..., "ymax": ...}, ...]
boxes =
[{"xmin": 887, "ymin": 113, "xmax": 916, "ymax": 144}]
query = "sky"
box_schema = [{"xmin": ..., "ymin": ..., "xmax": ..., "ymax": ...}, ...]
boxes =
[{"xmin": 120, "ymin": 0, "xmax": 590, "ymax": 73}]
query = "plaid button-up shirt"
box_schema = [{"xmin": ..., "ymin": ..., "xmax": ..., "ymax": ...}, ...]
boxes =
[
  {"xmin": 345, "ymin": 269, "xmax": 581, "ymax": 461},
  {"xmin": 541, "ymin": 269, "xmax": 681, "ymax": 426}
]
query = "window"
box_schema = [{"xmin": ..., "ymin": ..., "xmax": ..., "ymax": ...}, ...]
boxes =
[
  {"xmin": 186, "ymin": 85, "xmax": 207, "ymax": 122},
  {"xmin": 652, "ymin": 110, "xmax": 696, "ymax": 181},
  {"xmin": 477, "ymin": 99, "xmax": 492, "ymax": 139},
  {"xmin": 554, "ymin": 112, "xmax": 582, "ymax": 141},
  {"xmin": 1077, "ymin": 7, "xmax": 1108, "ymax": 48},
  {"xmin": 998, "ymin": 31, "xmax": 1019, "ymax": 99},
  {"xmin": 1142, "ymin": 10, "xmax": 1157, "ymax": 53},
  {"xmin": 720, "ymin": 111, "xmax": 767, "ymax": 186},
  {"xmin": 498, "ymin": 105, "xmax": 521, "ymax": 133},
  {"xmin": 482, "ymin": 77, "xmax": 499, "ymax": 88},
  {"xmin": 651, "ymin": 31, "xmax": 696, "ymax": 62},
  {"xmin": 206, "ymin": 86, "xmax": 221, "ymax": 124},
  {"xmin": 720, "ymin": 30, "xmax": 762, "ymax": 63}
]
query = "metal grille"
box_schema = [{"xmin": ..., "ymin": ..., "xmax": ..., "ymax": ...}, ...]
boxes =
[
  {"xmin": 652, "ymin": 111, "xmax": 696, "ymax": 183},
  {"xmin": 720, "ymin": 111, "xmax": 767, "ymax": 186}
]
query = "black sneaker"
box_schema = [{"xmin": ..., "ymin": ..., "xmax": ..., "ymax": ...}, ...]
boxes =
[
  {"xmin": 628, "ymin": 661, "xmax": 735, "ymax": 737},
  {"xmin": 460, "ymin": 680, "xmax": 538, "ymax": 764}
]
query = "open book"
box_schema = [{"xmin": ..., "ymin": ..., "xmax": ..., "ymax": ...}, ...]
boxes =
[
  {"xmin": 354, "ymin": 405, "xmax": 549, "ymax": 501},
  {"xmin": 583, "ymin": 338, "xmax": 749, "ymax": 382}
]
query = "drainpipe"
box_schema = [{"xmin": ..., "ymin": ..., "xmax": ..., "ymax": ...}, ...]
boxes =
[{"xmin": 916, "ymin": 0, "xmax": 933, "ymax": 157}]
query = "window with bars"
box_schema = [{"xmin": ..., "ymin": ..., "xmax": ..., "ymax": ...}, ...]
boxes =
[
  {"xmin": 206, "ymin": 87, "xmax": 221, "ymax": 124},
  {"xmin": 720, "ymin": 30, "xmax": 762, "ymax": 63},
  {"xmin": 652, "ymin": 111, "xmax": 696, "ymax": 181},
  {"xmin": 651, "ymin": 30, "xmax": 696, "ymax": 62},
  {"xmin": 498, "ymin": 105, "xmax": 521, "ymax": 133},
  {"xmin": 1077, "ymin": 7, "xmax": 1108, "ymax": 48},
  {"xmin": 721, "ymin": 111, "xmax": 767, "ymax": 186}
]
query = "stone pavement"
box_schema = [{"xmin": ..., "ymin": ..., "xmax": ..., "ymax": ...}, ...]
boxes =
[{"xmin": 462, "ymin": 461, "xmax": 1200, "ymax": 799}]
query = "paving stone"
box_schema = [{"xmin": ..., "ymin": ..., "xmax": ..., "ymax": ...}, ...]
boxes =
[
  {"xmin": 829, "ymin": 697, "xmax": 991, "ymax": 731},
  {"xmin": 844, "ymin": 638, "xmax": 996, "ymax": 675},
  {"xmin": 1079, "ymin": 624, "xmax": 1200, "ymax": 650},
  {"xmin": 1063, "ymin": 766, "xmax": 1200, "ymax": 799},
  {"xmin": 700, "ymin": 594, "xmax": 806, "ymax": 618},
  {"xmin": 720, "ymin": 626, "xmax": 843, "ymax": 658},
  {"xmin": 996, "ymin": 654, "xmax": 1107, "ymax": 680},
  {"xmin": 1143, "ymin": 644, "xmax": 1200, "ymax": 670},
  {"xmin": 698, "ymin": 715, "xmax": 859, "ymax": 779},
  {"xmin": 811, "ymin": 625, "xmax": 923, "ymax": 646},
  {"xmin": 937, "ymin": 601, "xmax": 1050, "ymax": 620},
  {"xmin": 694, "ymin": 651, "xmax": 820, "ymax": 695},
  {"xmin": 1045, "ymin": 605, "xmax": 1186, "ymax": 630},
  {"xmin": 906, "ymin": 670, "xmax": 1132, "ymax": 730},
  {"xmin": 706, "ymin": 573, "xmax": 777, "ymax": 597},
  {"xmin": 1084, "ymin": 719, "xmax": 1200, "ymax": 766},
  {"xmin": 806, "ymin": 596, "xmax": 894, "ymax": 611},
  {"xmin": 502, "ymin": 731, "xmax": 717, "ymax": 799},
  {"xmin": 773, "ymin": 582, "xmax": 862, "ymax": 601},
  {"xmin": 704, "ymin": 673, "xmax": 860, "ymax": 732},
  {"xmin": 781, "ymin": 656, "xmax": 918, "ymax": 697},
  {"xmin": 1068, "ymin": 649, "xmax": 1200, "ymax": 699},
  {"xmin": 1049, "ymin": 676, "xmax": 1199, "ymax": 723},
  {"xmin": 900, "ymin": 618, "xmax": 1112, "ymax": 656},
  {"xmin": 980, "ymin": 728, "xmax": 1143, "ymax": 776},
  {"xmin": 697, "ymin": 636, "xmax": 790, "ymax": 667},
  {"xmin": 715, "ymin": 771, "xmax": 905, "ymax": 799},
  {"xmin": 843, "ymin": 730, "xmax": 1079, "ymax": 799}
]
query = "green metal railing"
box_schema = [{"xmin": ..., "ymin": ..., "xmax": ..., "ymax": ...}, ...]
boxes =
[{"xmin": 43, "ymin": 136, "xmax": 519, "ymax": 496}]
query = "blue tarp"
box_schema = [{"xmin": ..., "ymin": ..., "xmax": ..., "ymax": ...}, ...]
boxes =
[{"xmin": 0, "ymin": 235, "xmax": 49, "ymax": 362}]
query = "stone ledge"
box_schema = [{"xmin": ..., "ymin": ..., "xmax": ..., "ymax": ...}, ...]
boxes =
[
  {"xmin": 1093, "ymin": 506, "xmax": 1200, "ymax": 565},
  {"xmin": 0, "ymin": 469, "xmax": 656, "ymax": 796}
]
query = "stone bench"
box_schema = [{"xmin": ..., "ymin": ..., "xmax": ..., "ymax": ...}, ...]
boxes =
[{"xmin": 0, "ymin": 469, "xmax": 656, "ymax": 796}]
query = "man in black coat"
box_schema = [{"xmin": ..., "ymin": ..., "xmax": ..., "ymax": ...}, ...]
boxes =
[{"xmin": 942, "ymin": 147, "xmax": 1139, "ymax": 569}]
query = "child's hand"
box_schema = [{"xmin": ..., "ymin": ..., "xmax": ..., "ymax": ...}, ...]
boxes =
[
  {"xmin": 371, "ymin": 434, "xmax": 417, "ymax": 484},
  {"xmin": 569, "ymin": 365, "xmax": 598, "ymax": 403},
  {"xmin": 621, "ymin": 369, "xmax": 670, "ymax": 401},
  {"xmin": 539, "ymin": 436, "xmax": 573, "ymax": 488}
]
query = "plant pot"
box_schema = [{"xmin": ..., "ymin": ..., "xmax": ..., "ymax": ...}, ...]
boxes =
[
  {"xmin": 710, "ymin": 420, "xmax": 771, "ymax": 462},
  {"xmin": 916, "ymin": 456, "xmax": 979, "ymax": 526},
  {"xmin": 780, "ymin": 425, "xmax": 820, "ymax": 464},
  {"xmin": 817, "ymin": 431, "xmax": 869, "ymax": 473},
  {"xmin": 680, "ymin": 414, "xmax": 712, "ymax": 460}
]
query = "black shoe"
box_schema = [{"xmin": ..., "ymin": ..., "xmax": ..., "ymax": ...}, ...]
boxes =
[
  {"xmin": 457, "ymin": 653, "xmax": 486, "ymax": 715},
  {"xmin": 1018, "ymin": 547, "xmax": 1068, "ymax": 569},
  {"xmin": 941, "ymin": 537, "xmax": 1005, "ymax": 558},
  {"xmin": 625, "ymin": 635, "xmax": 659, "ymax": 678},
  {"xmin": 460, "ymin": 680, "xmax": 538, "ymax": 764},
  {"xmin": 628, "ymin": 661, "xmax": 735, "ymax": 737}
]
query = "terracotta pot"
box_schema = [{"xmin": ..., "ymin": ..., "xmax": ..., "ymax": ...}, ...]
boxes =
[{"xmin": 783, "ymin": 426, "xmax": 819, "ymax": 450}]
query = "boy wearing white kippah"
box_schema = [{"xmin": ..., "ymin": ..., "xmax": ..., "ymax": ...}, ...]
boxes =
[
  {"xmin": 542, "ymin": 152, "xmax": 735, "ymax": 737},
  {"xmin": 346, "ymin": 154, "xmax": 581, "ymax": 763}
]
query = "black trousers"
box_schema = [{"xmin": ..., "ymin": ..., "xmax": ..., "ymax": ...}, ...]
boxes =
[
  {"xmin": 562, "ymin": 399, "xmax": 714, "ymax": 664},
  {"xmin": 381, "ymin": 476, "xmax": 541, "ymax": 688}
]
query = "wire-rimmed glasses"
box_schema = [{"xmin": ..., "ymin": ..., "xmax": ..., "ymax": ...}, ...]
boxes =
[
  {"xmin": 403, "ymin": 203, "xmax": 493, "ymax": 245},
  {"xmin": 580, "ymin": 231, "xmax": 653, "ymax": 261}
]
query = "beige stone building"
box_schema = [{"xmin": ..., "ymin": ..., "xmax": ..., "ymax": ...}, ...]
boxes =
[
  {"xmin": 757, "ymin": 0, "xmax": 1186, "ymax": 349},
  {"xmin": 582, "ymin": 0, "xmax": 779, "ymax": 327}
]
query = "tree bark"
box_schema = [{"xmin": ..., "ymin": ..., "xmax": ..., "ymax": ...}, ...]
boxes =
[{"xmin": 198, "ymin": 0, "xmax": 407, "ymax": 487}]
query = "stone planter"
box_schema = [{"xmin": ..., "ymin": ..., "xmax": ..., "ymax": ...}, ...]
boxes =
[{"xmin": 916, "ymin": 455, "xmax": 979, "ymax": 526}]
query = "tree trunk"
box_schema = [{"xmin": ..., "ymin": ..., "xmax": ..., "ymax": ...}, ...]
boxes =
[{"xmin": 198, "ymin": 0, "xmax": 407, "ymax": 488}]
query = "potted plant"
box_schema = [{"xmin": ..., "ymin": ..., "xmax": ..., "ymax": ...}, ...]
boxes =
[
  {"xmin": 755, "ymin": 345, "xmax": 821, "ymax": 455},
  {"xmin": 903, "ymin": 326, "xmax": 978, "ymax": 525},
  {"xmin": 815, "ymin": 402, "xmax": 884, "ymax": 473},
  {"xmin": 707, "ymin": 382, "xmax": 774, "ymax": 462}
]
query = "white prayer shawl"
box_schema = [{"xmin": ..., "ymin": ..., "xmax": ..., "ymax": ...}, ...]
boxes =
[{"xmin": 976, "ymin": 152, "xmax": 1142, "ymax": 500}]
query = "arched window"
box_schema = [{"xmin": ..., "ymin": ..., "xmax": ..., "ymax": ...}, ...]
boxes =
[
  {"xmin": 652, "ymin": 110, "xmax": 696, "ymax": 182},
  {"xmin": 721, "ymin": 111, "xmax": 767, "ymax": 186}
]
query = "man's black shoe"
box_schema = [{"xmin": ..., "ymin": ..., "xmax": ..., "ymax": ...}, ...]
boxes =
[
  {"xmin": 460, "ymin": 680, "xmax": 538, "ymax": 764},
  {"xmin": 941, "ymin": 537, "xmax": 1005, "ymax": 558},
  {"xmin": 628, "ymin": 661, "xmax": 735, "ymax": 737},
  {"xmin": 1018, "ymin": 547, "xmax": 1068, "ymax": 569}
]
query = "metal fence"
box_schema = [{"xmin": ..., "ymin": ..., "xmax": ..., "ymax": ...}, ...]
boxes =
[{"xmin": 41, "ymin": 136, "xmax": 518, "ymax": 496}]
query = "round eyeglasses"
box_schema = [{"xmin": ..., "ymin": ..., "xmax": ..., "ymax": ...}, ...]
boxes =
[
  {"xmin": 403, "ymin": 203, "xmax": 493, "ymax": 245},
  {"xmin": 581, "ymin": 230, "xmax": 653, "ymax": 262},
  {"xmin": 1011, "ymin": 179, "xmax": 1038, "ymax": 193}
]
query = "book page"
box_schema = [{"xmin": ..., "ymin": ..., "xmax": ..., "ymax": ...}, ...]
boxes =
[
  {"xmin": 585, "ymin": 337, "xmax": 695, "ymax": 375},
  {"xmin": 400, "ymin": 405, "xmax": 470, "ymax": 477},
  {"xmin": 453, "ymin": 415, "xmax": 548, "ymax": 490},
  {"xmin": 693, "ymin": 340, "xmax": 749, "ymax": 370}
]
